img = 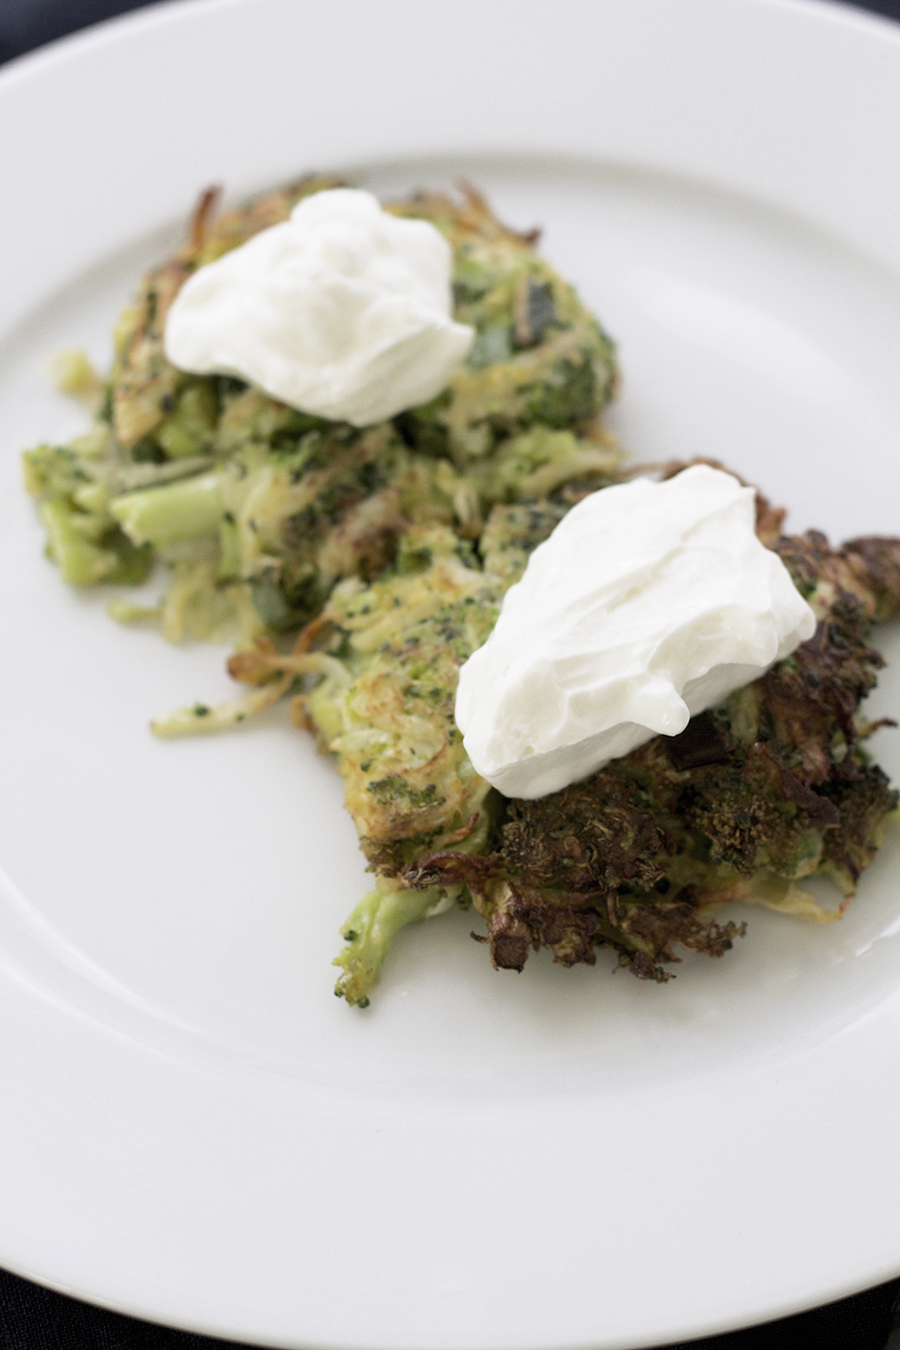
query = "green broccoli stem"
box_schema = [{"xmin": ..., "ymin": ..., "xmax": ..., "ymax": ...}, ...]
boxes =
[
  {"xmin": 110, "ymin": 470, "xmax": 223, "ymax": 547},
  {"xmin": 333, "ymin": 883, "xmax": 445, "ymax": 1007}
]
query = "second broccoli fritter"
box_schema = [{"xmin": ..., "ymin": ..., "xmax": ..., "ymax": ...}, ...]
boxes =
[{"xmin": 234, "ymin": 471, "xmax": 900, "ymax": 1006}]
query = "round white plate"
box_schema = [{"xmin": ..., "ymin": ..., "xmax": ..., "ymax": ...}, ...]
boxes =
[{"xmin": 1, "ymin": 1, "xmax": 900, "ymax": 1346}]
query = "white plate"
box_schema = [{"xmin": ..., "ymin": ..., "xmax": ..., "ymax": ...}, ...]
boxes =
[{"xmin": 1, "ymin": 1, "xmax": 899, "ymax": 1346}]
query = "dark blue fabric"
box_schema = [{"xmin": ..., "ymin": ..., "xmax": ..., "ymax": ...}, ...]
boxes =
[
  {"xmin": 847, "ymin": 0, "xmax": 900, "ymax": 14},
  {"xmin": 0, "ymin": 1267, "xmax": 254, "ymax": 1348},
  {"xmin": 0, "ymin": 1266, "xmax": 897, "ymax": 1350},
  {"xmin": 0, "ymin": 0, "xmax": 154, "ymax": 63},
  {"xmin": 0, "ymin": 0, "xmax": 888, "ymax": 59},
  {"xmin": 1, "ymin": 0, "xmax": 899, "ymax": 1345},
  {"xmin": 0, "ymin": 0, "xmax": 898, "ymax": 64}
]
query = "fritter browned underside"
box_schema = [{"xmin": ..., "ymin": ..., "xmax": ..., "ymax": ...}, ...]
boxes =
[{"xmin": 403, "ymin": 527, "xmax": 900, "ymax": 982}]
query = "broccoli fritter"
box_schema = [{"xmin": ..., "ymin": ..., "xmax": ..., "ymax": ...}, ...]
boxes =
[
  {"xmin": 404, "ymin": 523, "xmax": 900, "ymax": 986},
  {"xmin": 254, "ymin": 471, "xmax": 899, "ymax": 1005},
  {"xmin": 23, "ymin": 180, "xmax": 619, "ymax": 645}
]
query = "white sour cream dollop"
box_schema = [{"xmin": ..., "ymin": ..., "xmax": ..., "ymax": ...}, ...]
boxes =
[
  {"xmin": 164, "ymin": 188, "xmax": 474, "ymax": 426},
  {"xmin": 455, "ymin": 465, "xmax": 816, "ymax": 799}
]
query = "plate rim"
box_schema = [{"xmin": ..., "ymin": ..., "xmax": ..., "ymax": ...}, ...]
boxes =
[{"xmin": 1, "ymin": 1, "xmax": 900, "ymax": 1346}]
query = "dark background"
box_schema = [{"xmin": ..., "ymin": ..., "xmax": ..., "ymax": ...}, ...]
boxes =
[
  {"xmin": 2, "ymin": 0, "xmax": 900, "ymax": 1346},
  {"xmin": 2, "ymin": 0, "xmax": 897, "ymax": 56}
]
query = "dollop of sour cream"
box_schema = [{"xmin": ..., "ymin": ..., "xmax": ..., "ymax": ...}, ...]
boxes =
[
  {"xmin": 455, "ymin": 465, "xmax": 816, "ymax": 800},
  {"xmin": 164, "ymin": 188, "xmax": 474, "ymax": 426}
]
